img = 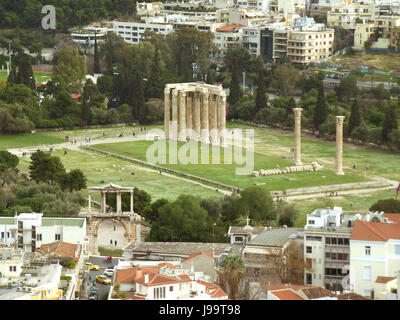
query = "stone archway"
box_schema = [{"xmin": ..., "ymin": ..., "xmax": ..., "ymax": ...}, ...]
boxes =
[{"xmin": 95, "ymin": 219, "xmax": 129, "ymax": 250}]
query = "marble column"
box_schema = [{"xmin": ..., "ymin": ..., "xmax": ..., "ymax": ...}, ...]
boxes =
[
  {"xmin": 164, "ymin": 88, "xmax": 170, "ymax": 139},
  {"xmin": 116, "ymin": 192, "xmax": 122, "ymax": 213},
  {"xmin": 179, "ymin": 91, "xmax": 187, "ymax": 141},
  {"xmin": 293, "ymin": 108, "xmax": 303, "ymax": 166},
  {"xmin": 194, "ymin": 92, "xmax": 201, "ymax": 140},
  {"xmin": 209, "ymin": 95, "xmax": 217, "ymax": 145},
  {"xmin": 171, "ymin": 89, "xmax": 179, "ymax": 140},
  {"xmin": 201, "ymin": 91, "xmax": 210, "ymax": 144},
  {"xmin": 219, "ymin": 94, "xmax": 226, "ymax": 146},
  {"xmin": 335, "ymin": 116, "xmax": 345, "ymax": 176},
  {"xmin": 187, "ymin": 92, "xmax": 193, "ymax": 136},
  {"xmin": 88, "ymin": 193, "xmax": 92, "ymax": 213},
  {"xmin": 101, "ymin": 192, "xmax": 106, "ymax": 214},
  {"xmin": 130, "ymin": 191, "xmax": 134, "ymax": 213}
]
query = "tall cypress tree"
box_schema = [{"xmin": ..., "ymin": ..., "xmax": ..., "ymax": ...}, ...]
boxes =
[
  {"xmin": 132, "ymin": 71, "xmax": 145, "ymax": 123},
  {"xmin": 255, "ymin": 55, "xmax": 266, "ymax": 113},
  {"xmin": 314, "ymin": 82, "xmax": 328, "ymax": 132},
  {"xmin": 16, "ymin": 54, "xmax": 35, "ymax": 90},
  {"xmin": 93, "ymin": 32, "xmax": 100, "ymax": 74},
  {"xmin": 228, "ymin": 58, "xmax": 241, "ymax": 106},
  {"xmin": 348, "ymin": 99, "xmax": 361, "ymax": 136},
  {"xmin": 146, "ymin": 49, "xmax": 163, "ymax": 100},
  {"xmin": 382, "ymin": 104, "xmax": 398, "ymax": 141},
  {"xmin": 7, "ymin": 65, "xmax": 18, "ymax": 84}
]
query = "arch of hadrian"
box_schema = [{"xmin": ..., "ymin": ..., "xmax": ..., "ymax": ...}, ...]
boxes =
[{"xmin": 164, "ymin": 82, "xmax": 227, "ymax": 145}]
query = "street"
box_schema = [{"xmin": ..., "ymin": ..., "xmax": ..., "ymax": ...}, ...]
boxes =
[{"xmin": 80, "ymin": 256, "xmax": 119, "ymax": 300}]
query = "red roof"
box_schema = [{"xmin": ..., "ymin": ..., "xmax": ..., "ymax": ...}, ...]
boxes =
[
  {"xmin": 216, "ymin": 24, "xmax": 245, "ymax": 32},
  {"xmin": 351, "ymin": 220, "xmax": 400, "ymax": 242},
  {"xmin": 270, "ymin": 289, "xmax": 304, "ymax": 300},
  {"xmin": 115, "ymin": 267, "xmax": 158, "ymax": 284},
  {"xmin": 158, "ymin": 262, "xmax": 176, "ymax": 269},
  {"xmin": 182, "ymin": 252, "xmax": 214, "ymax": 263},
  {"xmin": 375, "ymin": 276, "xmax": 396, "ymax": 284},
  {"xmin": 385, "ymin": 214, "xmax": 400, "ymax": 224},
  {"xmin": 196, "ymin": 280, "xmax": 228, "ymax": 299}
]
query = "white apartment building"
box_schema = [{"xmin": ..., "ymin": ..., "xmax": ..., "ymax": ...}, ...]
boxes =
[
  {"xmin": 112, "ymin": 20, "xmax": 174, "ymax": 44},
  {"xmin": 243, "ymin": 26, "xmax": 262, "ymax": 56},
  {"xmin": 0, "ymin": 213, "xmax": 87, "ymax": 253},
  {"xmin": 214, "ymin": 24, "xmax": 245, "ymax": 56},
  {"xmin": 236, "ymin": 0, "xmax": 271, "ymax": 11},
  {"xmin": 277, "ymin": 0, "xmax": 306, "ymax": 14},
  {"xmin": 327, "ymin": 2, "xmax": 375, "ymax": 29},
  {"xmin": 71, "ymin": 26, "xmax": 111, "ymax": 47},
  {"xmin": 350, "ymin": 213, "xmax": 400, "ymax": 299},
  {"xmin": 310, "ymin": 0, "xmax": 350, "ymax": 10},
  {"xmin": 287, "ymin": 25, "xmax": 334, "ymax": 64}
]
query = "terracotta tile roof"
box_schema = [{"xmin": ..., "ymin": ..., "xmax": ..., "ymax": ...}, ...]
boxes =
[
  {"xmin": 115, "ymin": 267, "xmax": 158, "ymax": 284},
  {"xmin": 177, "ymin": 274, "xmax": 192, "ymax": 281},
  {"xmin": 36, "ymin": 241, "xmax": 82, "ymax": 262},
  {"xmin": 157, "ymin": 262, "xmax": 176, "ymax": 269},
  {"xmin": 196, "ymin": 280, "xmax": 228, "ymax": 299},
  {"xmin": 375, "ymin": 276, "xmax": 396, "ymax": 284},
  {"xmin": 384, "ymin": 214, "xmax": 400, "ymax": 224},
  {"xmin": 136, "ymin": 272, "xmax": 191, "ymax": 287},
  {"xmin": 266, "ymin": 283, "xmax": 310, "ymax": 291},
  {"xmin": 300, "ymin": 287, "xmax": 336, "ymax": 299},
  {"xmin": 182, "ymin": 252, "xmax": 214, "ymax": 263},
  {"xmin": 337, "ymin": 293, "xmax": 370, "ymax": 300},
  {"xmin": 270, "ymin": 288, "xmax": 304, "ymax": 300},
  {"xmin": 216, "ymin": 24, "xmax": 245, "ymax": 32},
  {"xmin": 351, "ymin": 220, "xmax": 400, "ymax": 242}
]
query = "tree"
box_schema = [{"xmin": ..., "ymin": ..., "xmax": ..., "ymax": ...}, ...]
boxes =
[
  {"xmin": 276, "ymin": 202, "xmax": 298, "ymax": 227},
  {"xmin": 370, "ymin": 199, "xmax": 400, "ymax": 213},
  {"xmin": 271, "ymin": 64, "xmax": 300, "ymax": 97},
  {"xmin": 235, "ymin": 186, "xmax": 275, "ymax": 223},
  {"xmin": 7, "ymin": 65, "xmax": 18, "ymax": 85},
  {"xmin": 29, "ymin": 151, "xmax": 66, "ymax": 185},
  {"xmin": 59, "ymin": 169, "xmax": 87, "ymax": 192},
  {"xmin": 219, "ymin": 255, "xmax": 245, "ymax": 300},
  {"xmin": 274, "ymin": 240, "xmax": 305, "ymax": 284},
  {"xmin": 255, "ymin": 55, "xmax": 267, "ymax": 113},
  {"xmin": 145, "ymin": 49, "xmax": 164, "ymax": 100},
  {"xmin": 335, "ymin": 76, "xmax": 358, "ymax": 102},
  {"xmin": 0, "ymin": 151, "xmax": 19, "ymax": 172},
  {"xmin": 16, "ymin": 53, "xmax": 35, "ymax": 90},
  {"xmin": 93, "ymin": 32, "xmax": 101, "ymax": 74},
  {"xmin": 228, "ymin": 58, "xmax": 241, "ymax": 106},
  {"xmin": 314, "ymin": 83, "xmax": 328, "ymax": 132},
  {"xmin": 200, "ymin": 197, "xmax": 222, "ymax": 220},
  {"xmin": 53, "ymin": 48, "xmax": 86, "ymax": 93},
  {"xmin": 382, "ymin": 104, "xmax": 398, "ymax": 142},
  {"xmin": 348, "ymin": 99, "xmax": 361, "ymax": 136}
]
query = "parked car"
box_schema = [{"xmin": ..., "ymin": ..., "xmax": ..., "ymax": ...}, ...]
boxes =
[
  {"xmin": 104, "ymin": 269, "xmax": 114, "ymax": 277},
  {"xmin": 86, "ymin": 262, "xmax": 100, "ymax": 271},
  {"xmin": 96, "ymin": 275, "xmax": 111, "ymax": 285},
  {"xmin": 88, "ymin": 291, "xmax": 97, "ymax": 300}
]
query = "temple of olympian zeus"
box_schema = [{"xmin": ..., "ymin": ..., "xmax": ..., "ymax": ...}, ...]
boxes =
[
  {"xmin": 292, "ymin": 108, "xmax": 345, "ymax": 176},
  {"xmin": 164, "ymin": 82, "xmax": 227, "ymax": 145}
]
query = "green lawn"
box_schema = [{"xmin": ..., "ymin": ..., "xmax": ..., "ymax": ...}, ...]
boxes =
[
  {"xmin": 93, "ymin": 139, "xmax": 368, "ymax": 192},
  {"xmin": 17, "ymin": 148, "xmax": 224, "ymax": 202},
  {"xmin": 0, "ymin": 71, "xmax": 53, "ymax": 83}
]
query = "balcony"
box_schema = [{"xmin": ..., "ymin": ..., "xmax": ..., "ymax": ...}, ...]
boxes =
[{"xmin": 325, "ymin": 245, "xmax": 350, "ymax": 253}]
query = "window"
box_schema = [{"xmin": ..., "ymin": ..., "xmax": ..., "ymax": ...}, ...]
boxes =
[
  {"xmin": 37, "ymin": 234, "xmax": 42, "ymax": 241},
  {"xmin": 363, "ymin": 266, "xmax": 372, "ymax": 280},
  {"xmin": 365, "ymin": 246, "xmax": 371, "ymax": 255},
  {"xmin": 1, "ymin": 232, "xmax": 3, "ymax": 239},
  {"xmin": 395, "ymin": 245, "xmax": 400, "ymax": 255},
  {"xmin": 9, "ymin": 266, "xmax": 16, "ymax": 272},
  {"xmin": 306, "ymin": 246, "xmax": 312, "ymax": 253},
  {"xmin": 326, "ymin": 237, "xmax": 331, "ymax": 244},
  {"xmin": 169, "ymin": 286, "xmax": 174, "ymax": 292},
  {"xmin": 308, "ymin": 220, "xmax": 315, "ymax": 225},
  {"xmin": 306, "ymin": 273, "xmax": 312, "ymax": 285},
  {"xmin": 55, "ymin": 234, "xmax": 61, "ymax": 241}
]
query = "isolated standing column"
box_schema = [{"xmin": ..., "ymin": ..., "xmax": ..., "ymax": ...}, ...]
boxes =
[
  {"xmin": 201, "ymin": 91, "xmax": 210, "ymax": 143},
  {"xmin": 219, "ymin": 94, "xmax": 227, "ymax": 146},
  {"xmin": 293, "ymin": 108, "xmax": 303, "ymax": 166},
  {"xmin": 335, "ymin": 116, "xmax": 345, "ymax": 176}
]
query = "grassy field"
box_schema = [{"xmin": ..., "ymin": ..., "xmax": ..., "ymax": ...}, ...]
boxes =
[
  {"xmin": 0, "ymin": 71, "xmax": 53, "ymax": 83},
  {"xmin": 17, "ymin": 148, "xmax": 223, "ymax": 202},
  {"xmin": 93, "ymin": 140, "xmax": 368, "ymax": 192}
]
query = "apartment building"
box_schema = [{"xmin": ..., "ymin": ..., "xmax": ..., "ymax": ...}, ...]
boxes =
[
  {"xmin": 327, "ymin": 2, "xmax": 375, "ymax": 29},
  {"xmin": 287, "ymin": 25, "xmax": 334, "ymax": 64},
  {"xmin": 243, "ymin": 26, "xmax": 262, "ymax": 57},
  {"xmin": 310, "ymin": 0, "xmax": 350, "ymax": 10},
  {"xmin": 214, "ymin": 24, "xmax": 245, "ymax": 56},
  {"xmin": 354, "ymin": 16, "xmax": 400, "ymax": 48},
  {"xmin": 350, "ymin": 213, "xmax": 400, "ymax": 299},
  {"xmin": 0, "ymin": 213, "xmax": 87, "ymax": 253},
  {"xmin": 354, "ymin": 22, "xmax": 376, "ymax": 47},
  {"xmin": 112, "ymin": 19, "xmax": 174, "ymax": 44},
  {"xmin": 235, "ymin": 0, "xmax": 271, "ymax": 11},
  {"xmin": 71, "ymin": 25, "xmax": 111, "ymax": 48},
  {"xmin": 304, "ymin": 207, "xmax": 355, "ymax": 291}
]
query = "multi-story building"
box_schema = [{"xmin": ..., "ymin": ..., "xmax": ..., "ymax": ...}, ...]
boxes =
[
  {"xmin": 354, "ymin": 22, "xmax": 376, "ymax": 48},
  {"xmin": 286, "ymin": 24, "xmax": 334, "ymax": 64},
  {"xmin": 214, "ymin": 24, "xmax": 245, "ymax": 56},
  {"xmin": 112, "ymin": 19, "xmax": 174, "ymax": 44},
  {"xmin": 0, "ymin": 247, "xmax": 25, "ymax": 279},
  {"xmin": 304, "ymin": 207, "xmax": 358, "ymax": 291},
  {"xmin": 235, "ymin": 0, "xmax": 271, "ymax": 11},
  {"xmin": 327, "ymin": 2, "xmax": 375, "ymax": 29},
  {"xmin": 349, "ymin": 213, "xmax": 400, "ymax": 299},
  {"xmin": 243, "ymin": 26, "xmax": 263, "ymax": 57},
  {"xmin": 71, "ymin": 25, "xmax": 111, "ymax": 48},
  {"xmin": 0, "ymin": 213, "xmax": 87, "ymax": 253},
  {"xmin": 390, "ymin": 27, "xmax": 400, "ymax": 49},
  {"xmin": 354, "ymin": 16, "xmax": 400, "ymax": 48}
]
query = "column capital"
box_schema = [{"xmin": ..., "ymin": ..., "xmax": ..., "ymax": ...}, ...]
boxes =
[
  {"xmin": 293, "ymin": 108, "xmax": 303, "ymax": 117},
  {"xmin": 202, "ymin": 90, "xmax": 210, "ymax": 99},
  {"xmin": 180, "ymin": 91, "xmax": 187, "ymax": 98},
  {"xmin": 172, "ymin": 89, "xmax": 178, "ymax": 96},
  {"xmin": 336, "ymin": 116, "xmax": 345, "ymax": 125},
  {"xmin": 164, "ymin": 88, "xmax": 170, "ymax": 95}
]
